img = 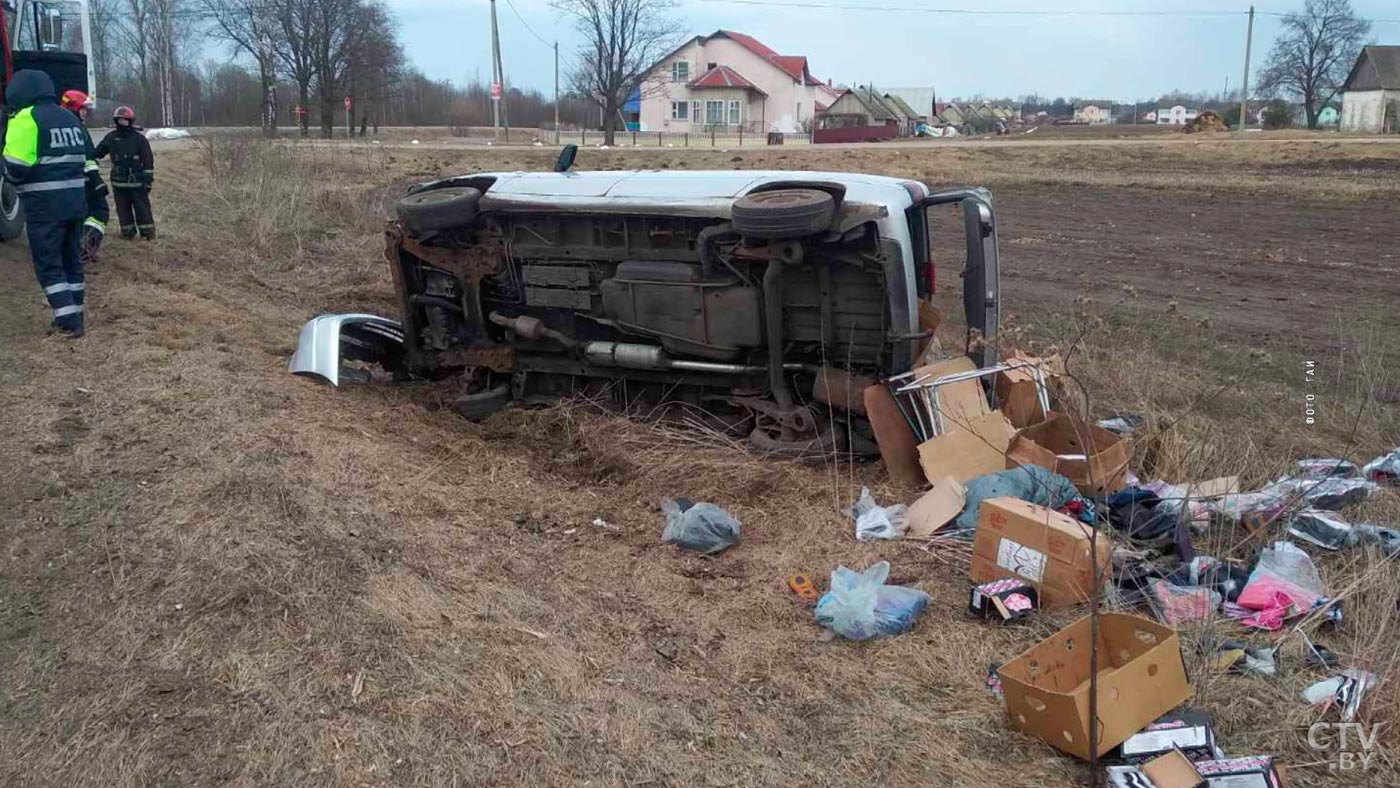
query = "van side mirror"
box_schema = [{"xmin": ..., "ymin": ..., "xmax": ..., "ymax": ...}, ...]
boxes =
[{"xmin": 554, "ymin": 144, "xmax": 578, "ymax": 173}]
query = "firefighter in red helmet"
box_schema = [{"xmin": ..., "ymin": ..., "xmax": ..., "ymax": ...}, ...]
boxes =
[
  {"xmin": 94, "ymin": 105, "xmax": 155, "ymax": 239},
  {"xmin": 59, "ymin": 90, "xmax": 111, "ymax": 263}
]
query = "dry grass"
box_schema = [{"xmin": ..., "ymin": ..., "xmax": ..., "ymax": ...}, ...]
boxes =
[{"xmin": 0, "ymin": 137, "xmax": 1396, "ymax": 787}]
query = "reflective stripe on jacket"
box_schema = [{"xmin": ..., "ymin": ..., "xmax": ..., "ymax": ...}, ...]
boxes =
[{"xmin": 3, "ymin": 70, "xmax": 86, "ymax": 222}]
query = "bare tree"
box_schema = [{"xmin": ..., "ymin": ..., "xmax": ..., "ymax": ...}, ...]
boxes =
[
  {"xmin": 1256, "ymin": 0, "xmax": 1371, "ymax": 129},
  {"xmin": 343, "ymin": 0, "xmax": 404, "ymax": 135},
  {"xmin": 550, "ymin": 0, "xmax": 682, "ymax": 145},
  {"xmin": 112, "ymin": 0, "xmax": 188, "ymax": 125},
  {"xmin": 270, "ymin": 0, "xmax": 317, "ymax": 135},
  {"xmin": 203, "ymin": 0, "xmax": 282, "ymax": 135},
  {"xmin": 89, "ymin": 0, "xmax": 121, "ymax": 96}
]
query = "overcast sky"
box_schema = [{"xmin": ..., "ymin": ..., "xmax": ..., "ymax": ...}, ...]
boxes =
[{"xmin": 386, "ymin": 0, "xmax": 1400, "ymax": 100}]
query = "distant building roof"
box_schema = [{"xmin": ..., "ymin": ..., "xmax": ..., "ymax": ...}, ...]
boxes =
[
  {"xmin": 1343, "ymin": 45, "xmax": 1400, "ymax": 91},
  {"xmin": 688, "ymin": 65, "xmax": 767, "ymax": 94},
  {"xmin": 883, "ymin": 93, "xmax": 921, "ymax": 119},
  {"xmin": 710, "ymin": 30, "xmax": 822, "ymax": 84}
]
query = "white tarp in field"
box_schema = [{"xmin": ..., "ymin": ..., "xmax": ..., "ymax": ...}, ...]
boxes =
[{"xmin": 144, "ymin": 128, "xmax": 191, "ymax": 140}]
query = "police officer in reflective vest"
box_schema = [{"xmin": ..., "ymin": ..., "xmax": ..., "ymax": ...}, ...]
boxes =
[
  {"xmin": 3, "ymin": 70, "xmax": 89, "ymax": 337},
  {"xmin": 59, "ymin": 89, "xmax": 111, "ymax": 263},
  {"xmin": 94, "ymin": 105, "xmax": 154, "ymax": 239}
]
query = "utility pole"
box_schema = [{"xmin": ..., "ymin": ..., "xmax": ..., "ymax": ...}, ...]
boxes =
[
  {"xmin": 1239, "ymin": 5, "xmax": 1255, "ymax": 132},
  {"xmin": 554, "ymin": 41, "xmax": 560, "ymax": 145},
  {"xmin": 490, "ymin": 0, "xmax": 502, "ymax": 139}
]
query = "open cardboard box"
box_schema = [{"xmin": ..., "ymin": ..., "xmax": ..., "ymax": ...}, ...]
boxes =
[
  {"xmin": 998, "ymin": 613, "xmax": 1191, "ymax": 761},
  {"xmin": 1006, "ymin": 410, "xmax": 1132, "ymax": 496},
  {"xmin": 994, "ymin": 354, "xmax": 1062, "ymax": 428}
]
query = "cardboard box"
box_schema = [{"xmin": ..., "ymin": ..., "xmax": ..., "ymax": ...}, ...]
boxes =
[
  {"xmin": 971, "ymin": 497, "xmax": 1111, "ymax": 608},
  {"xmin": 1142, "ymin": 750, "xmax": 1205, "ymax": 788},
  {"xmin": 1119, "ymin": 710, "xmax": 1217, "ymax": 764},
  {"xmin": 998, "ymin": 613, "xmax": 1192, "ymax": 761},
  {"xmin": 968, "ymin": 578, "xmax": 1038, "ymax": 622},
  {"xmin": 918, "ymin": 410, "xmax": 1015, "ymax": 484},
  {"xmin": 994, "ymin": 355, "xmax": 1058, "ymax": 428},
  {"xmin": 1007, "ymin": 411, "xmax": 1132, "ymax": 496},
  {"xmin": 864, "ymin": 384, "xmax": 925, "ymax": 490},
  {"xmin": 905, "ymin": 476, "xmax": 966, "ymax": 539}
]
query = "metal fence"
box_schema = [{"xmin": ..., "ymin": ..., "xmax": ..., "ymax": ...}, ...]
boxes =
[{"xmin": 554, "ymin": 130, "xmax": 813, "ymax": 148}]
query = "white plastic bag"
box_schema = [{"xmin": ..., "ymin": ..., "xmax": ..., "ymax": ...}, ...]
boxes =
[
  {"xmin": 846, "ymin": 487, "xmax": 908, "ymax": 541},
  {"xmin": 661, "ymin": 498, "xmax": 740, "ymax": 554},
  {"xmin": 1302, "ymin": 668, "xmax": 1377, "ymax": 722},
  {"xmin": 814, "ymin": 561, "xmax": 930, "ymax": 640}
]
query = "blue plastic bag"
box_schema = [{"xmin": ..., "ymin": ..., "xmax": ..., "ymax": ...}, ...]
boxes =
[
  {"xmin": 661, "ymin": 498, "xmax": 740, "ymax": 554},
  {"xmin": 815, "ymin": 561, "xmax": 930, "ymax": 640}
]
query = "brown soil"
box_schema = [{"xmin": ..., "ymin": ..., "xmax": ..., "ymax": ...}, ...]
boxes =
[{"xmin": 1, "ymin": 138, "xmax": 1396, "ymax": 787}]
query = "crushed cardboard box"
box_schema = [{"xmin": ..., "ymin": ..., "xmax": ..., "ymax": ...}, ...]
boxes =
[
  {"xmin": 1006, "ymin": 410, "xmax": 1132, "ymax": 496},
  {"xmin": 971, "ymin": 497, "xmax": 1110, "ymax": 608},
  {"xmin": 999, "ymin": 613, "xmax": 1192, "ymax": 761},
  {"xmin": 864, "ymin": 384, "xmax": 925, "ymax": 490},
  {"xmin": 905, "ymin": 476, "xmax": 966, "ymax": 539},
  {"xmin": 918, "ymin": 410, "xmax": 1015, "ymax": 484}
]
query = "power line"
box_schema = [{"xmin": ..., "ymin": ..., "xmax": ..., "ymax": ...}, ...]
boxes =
[
  {"xmin": 697, "ymin": 0, "xmax": 1400, "ymax": 24},
  {"xmin": 503, "ymin": 0, "xmax": 553, "ymax": 48}
]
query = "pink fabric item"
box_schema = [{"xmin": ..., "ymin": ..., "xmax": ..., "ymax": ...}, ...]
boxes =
[
  {"xmin": 1239, "ymin": 591, "xmax": 1292, "ymax": 630},
  {"xmin": 1237, "ymin": 577, "xmax": 1320, "ymax": 630}
]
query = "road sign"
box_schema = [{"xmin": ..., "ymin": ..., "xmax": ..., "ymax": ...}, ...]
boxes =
[
  {"xmin": 344, "ymin": 95, "xmax": 353, "ymax": 111},
  {"xmin": 491, "ymin": 82, "xmax": 502, "ymax": 100}
]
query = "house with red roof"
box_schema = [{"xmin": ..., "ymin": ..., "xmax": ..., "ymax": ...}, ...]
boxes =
[{"xmin": 639, "ymin": 30, "xmax": 837, "ymax": 134}]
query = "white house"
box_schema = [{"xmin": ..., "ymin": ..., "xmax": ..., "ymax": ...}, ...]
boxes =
[
  {"xmin": 1340, "ymin": 45, "xmax": 1400, "ymax": 133},
  {"xmin": 638, "ymin": 30, "xmax": 837, "ymax": 133},
  {"xmin": 1073, "ymin": 102, "xmax": 1114, "ymax": 125},
  {"xmin": 1156, "ymin": 105, "xmax": 1200, "ymax": 125}
]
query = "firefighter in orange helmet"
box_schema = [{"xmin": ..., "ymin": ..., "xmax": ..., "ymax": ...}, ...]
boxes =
[{"xmin": 59, "ymin": 90, "xmax": 110, "ymax": 263}]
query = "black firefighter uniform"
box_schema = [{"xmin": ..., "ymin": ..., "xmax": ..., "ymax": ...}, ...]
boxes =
[
  {"xmin": 3, "ymin": 70, "xmax": 90, "ymax": 335},
  {"xmin": 94, "ymin": 121, "xmax": 155, "ymax": 239}
]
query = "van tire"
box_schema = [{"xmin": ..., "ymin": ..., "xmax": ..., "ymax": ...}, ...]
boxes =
[
  {"xmin": 453, "ymin": 382, "xmax": 511, "ymax": 421},
  {"xmin": 396, "ymin": 187, "xmax": 481, "ymax": 235},
  {"xmin": 0, "ymin": 181, "xmax": 25, "ymax": 241},
  {"xmin": 731, "ymin": 189, "xmax": 835, "ymax": 239}
]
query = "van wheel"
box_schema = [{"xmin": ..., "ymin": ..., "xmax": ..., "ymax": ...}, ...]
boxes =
[
  {"xmin": 396, "ymin": 187, "xmax": 481, "ymax": 235},
  {"xmin": 0, "ymin": 181, "xmax": 25, "ymax": 241},
  {"xmin": 731, "ymin": 189, "xmax": 835, "ymax": 239},
  {"xmin": 453, "ymin": 382, "xmax": 511, "ymax": 421}
]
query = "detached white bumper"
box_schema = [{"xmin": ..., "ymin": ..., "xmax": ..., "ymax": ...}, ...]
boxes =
[{"xmin": 289, "ymin": 314, "xmax": 405, "ymax": 386}]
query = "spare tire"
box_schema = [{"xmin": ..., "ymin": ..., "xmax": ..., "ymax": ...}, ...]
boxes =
[
  {"xmin": 731, "ymin": 189, "xmax": 835, "ymax": 239},
  {"xmin": 396, "ymin": 187, "xmax": 482, "ymax": 235}
]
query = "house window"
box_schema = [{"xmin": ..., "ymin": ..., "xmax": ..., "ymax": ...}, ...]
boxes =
[
  {"xmin": 692, "ymin": 101, "xmax": 702, "ymax": 123},
  {"xmin": 670, "ymin": 101, "xmax": 688, "ymax": 120},
  {"xmin": 796, "ymin": 102, "xmax": 803, "ymax": 120},
  {"xmin": 727, "ymin": 100, "xmax": 741, "ymax": 125},
  {"xmin": 670, "ymin": 61, "xmax": 689, "ymax": 82},
  {"xmin": 705, "ymin": 100, "xmax": 725, "ymax": 125}
]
